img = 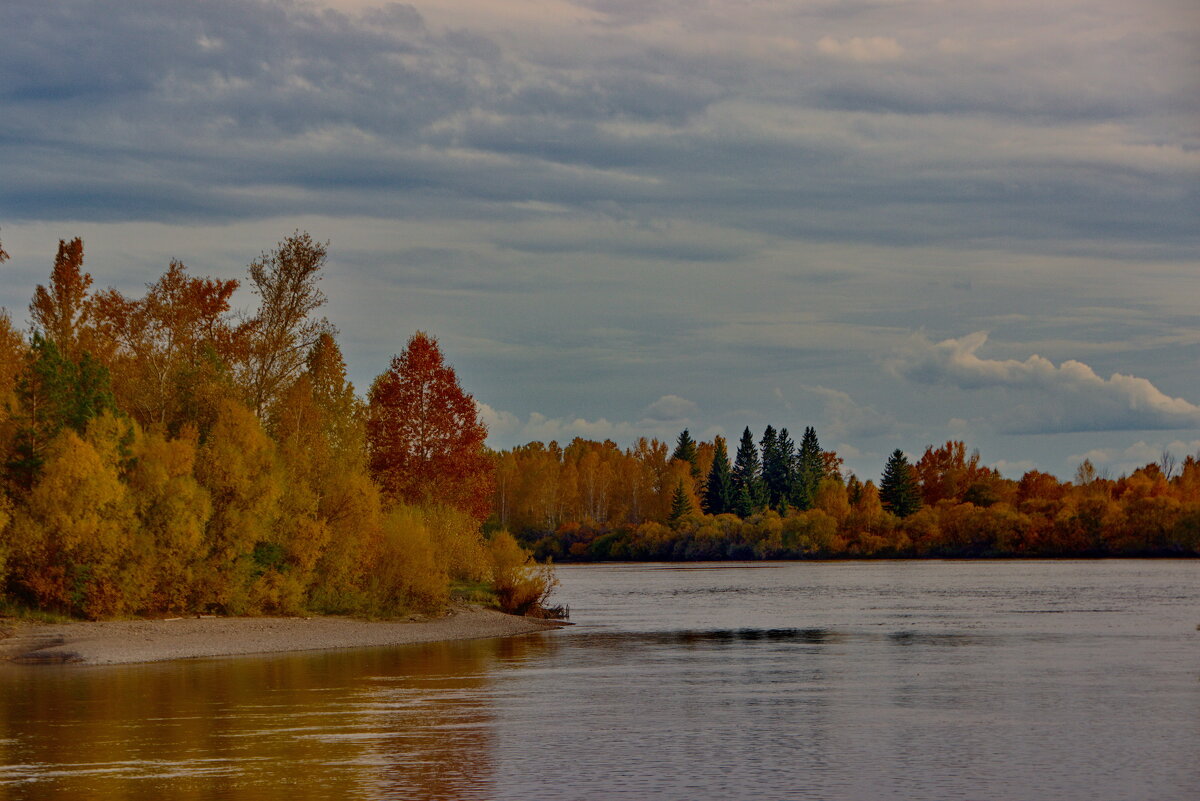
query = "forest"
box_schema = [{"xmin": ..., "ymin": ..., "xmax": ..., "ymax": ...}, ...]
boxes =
[
  {"xmin": 0, "ymin": 233, "xmax": 552, "ymax": 620},
  {"xmin": 489, "ymin": 428, "xmax": 1200, "ymax": 562},
  {"xmin": 1, "ymin": 234, "xmax": 1195, "ymax": 622}
]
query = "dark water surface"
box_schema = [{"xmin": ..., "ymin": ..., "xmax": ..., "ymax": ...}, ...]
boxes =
[{"xmin": 1, "ymin": 560, "xmax": 1197, "ymax": 800}]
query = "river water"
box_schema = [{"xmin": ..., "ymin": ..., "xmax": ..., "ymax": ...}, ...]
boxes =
[{"xmin": 1, "ymin": 560, "xmax": 1197, "ymax": 800}]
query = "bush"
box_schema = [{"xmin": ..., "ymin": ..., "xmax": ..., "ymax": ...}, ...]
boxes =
[{"xmin": 488, "ymin": 531, "xmax": 558, "ymax": 616}]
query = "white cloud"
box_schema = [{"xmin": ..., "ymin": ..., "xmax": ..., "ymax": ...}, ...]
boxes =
[
  {"xmin": 816, "ymin": 35, "xmax": 904, "ymax": 63},
  {"xmin": 477, "ymin": 400, "xmax": 695, "ymax": 448},
  {"xmin": 891, "ymin": 332, "xmax": 1200, "ymax": 434},
  {"xmin": 640, "ymin": 394, "xmax": 699, "ymax": 422},
  {"xmin": 1068, "ymin": 439, "xmax": 1200, "ymax": 478}
]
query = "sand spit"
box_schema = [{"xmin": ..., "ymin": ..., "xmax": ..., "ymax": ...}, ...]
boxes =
[{"xmin": 0, "ymin": 606, "xmax": 565, "ymax": 666}]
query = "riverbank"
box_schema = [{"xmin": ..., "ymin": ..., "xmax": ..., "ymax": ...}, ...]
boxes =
[{"xmin": 0, "ymin": 605, "xmax": 565, "ymax": 666}]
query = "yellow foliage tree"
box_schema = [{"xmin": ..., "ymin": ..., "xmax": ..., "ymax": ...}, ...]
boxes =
[
  {"xmin": 424, "ymin": 504, "xmax": 490, "ymax": 584},
  {"xmin": 6, "ymin": 429, "xmax": 136, "ymax": 618},
  {"xmin": 310, "ymin": 468, "xmax": 384, "ymax": 613},
  {"xmin": 368, "ymin": 505, "xmax": 448, "ymax": 613},
  {"xmin": 126, "ymin": 427, "xmax": 212, "ymax": 612},
  {"xmin": 194, "ymin": 398, "xmax": 283, "ymax": 614}
]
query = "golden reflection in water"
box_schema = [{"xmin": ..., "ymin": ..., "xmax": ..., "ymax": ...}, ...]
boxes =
[{"xmin": 0, "ymin": 633, "xmax": 556, "ymax": 800}]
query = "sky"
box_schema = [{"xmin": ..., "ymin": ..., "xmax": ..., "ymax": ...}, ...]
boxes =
[{"xmin": 1, "ymin": 0, "xmax": 1197, "ymax": 481}]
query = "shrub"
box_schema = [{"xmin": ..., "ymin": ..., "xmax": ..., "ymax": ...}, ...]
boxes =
[{"xmin": 488, "ymin": 531, "xmax": 558, "ymax": 616}]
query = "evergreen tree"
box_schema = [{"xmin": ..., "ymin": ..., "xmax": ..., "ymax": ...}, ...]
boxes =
[
  {"xmin": 792, "ymin": 426, "xmax": 824, "ymax": 511},
  {"xmin": 733, "ymin": 482, "xmax": 755, "ymax": 519},
  {"xmin": 760, "ymin": 425, "xmax": 792, "ymax": 510},
  {"xmin": 703, "ymin": 436, "xmax": 735, "ymax": 515},
  {"xmin": 731, "ymin": 426, "xmax": 764, "ymax": 516},
  {"xmin": 880, "ymin": 449, "xmax": 922, "ymax": 518},
  {"xmin": 668, "ymin": 480, "xmax": 694, "ymax": 523},
  {"xmin": 846, "ymin": 474, "xmax": 864, "ymax": 507},
  {"xmin": 7, "ymin": 334, "xmax": 118, "ymax": 487},
  {"xmin": 671, "ymin": 429, "xmax": 700, "ymax": 477}
]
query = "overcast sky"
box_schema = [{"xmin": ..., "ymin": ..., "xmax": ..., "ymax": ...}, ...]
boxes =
[{"xmin": 1, "ymin": 0, "xmax": 1197, "ymax": 481}]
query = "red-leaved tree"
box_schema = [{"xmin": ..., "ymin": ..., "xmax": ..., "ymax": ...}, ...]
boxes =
[{"xmin": 366, "ymin": 332, "xmax": 494, "ymax": 520}]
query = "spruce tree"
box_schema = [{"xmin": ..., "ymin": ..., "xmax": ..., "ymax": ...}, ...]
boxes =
[
  {"xmin": 880, "ymin": 448, "xmax": 922, "ymax": 518},
  {"xmin": 733, "ymin": 482, "xmax": 755, "ymax": 519},
  {"xmin": 792, "ymin": 426, "xmax": 824, "ymax": 511},
  {"xmin": 761, "ymin": 425, "xmax": 794, "ymax": 511},
  {"xmin": 669, "ymin": 480, "xmax": 694, "ymax": 523},
  {"xmin": 7, "ymin": 334, "xmax": 118, "ymax": 488},
  {"xmin": 671, "ymin": 428, "xmax": 700, "ymax": 477},
  {"xmin": 731, "ymin": 426, "xmax": 764, "ymax": 516},
  {"xmin": 703, "ymin": 435, "xmax": 735, "ymax": 516},
  {"xmin": 778, "ymin": 427, "xmax": 798, "ymax": 506}
]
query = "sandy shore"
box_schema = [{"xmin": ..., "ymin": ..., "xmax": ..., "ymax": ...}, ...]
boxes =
[{"xmin": 0, "ymin": 606, "xmax": 565, "ymax": 666}]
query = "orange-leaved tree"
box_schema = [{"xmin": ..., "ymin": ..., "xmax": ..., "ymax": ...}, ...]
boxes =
[
  {"xmin": 366, "ymin": 332, "xmax": 494, "ymax": 521},
  {"xmin": 29, "ymin": 238, "xmax": 93, "ymax": 360}
]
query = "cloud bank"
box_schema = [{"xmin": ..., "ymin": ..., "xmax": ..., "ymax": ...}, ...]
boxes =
[
  {"xmin": 1, "ymin": 0, "xmax": 1196, "ymax": 481},
  {"xmin": 892, "ymin": 332, "xmax": 1200, "ymax": 434}
]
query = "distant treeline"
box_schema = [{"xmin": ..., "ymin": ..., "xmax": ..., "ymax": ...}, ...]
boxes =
[
  {"xmin": 0, "ymin": 233, "xmax": 551, "ymax": 619},
  {"xmin": 488, "ymin": 431, "xmax": 1200, "ymax": 561}
]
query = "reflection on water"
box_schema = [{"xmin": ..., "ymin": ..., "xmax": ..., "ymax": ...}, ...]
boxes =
[
  {"xmin": 1, "ymin": 560, "xmax": 1198, "ymax": 800},
  {"xmin": 0, "ymin": 636, "xmax": 557, "ymax": 800}
]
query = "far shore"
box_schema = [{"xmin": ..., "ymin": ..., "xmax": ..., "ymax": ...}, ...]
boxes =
[{"xmin": 0, "ymin": 606, "xmax": 566, "ymax": 666}]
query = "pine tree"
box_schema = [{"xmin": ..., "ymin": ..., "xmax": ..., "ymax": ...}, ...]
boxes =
[
  {"xmin": 760, "ymin": 425, "xmax": 792, "ymax": 510},
  {"xmin": 668, "ymin": 480, "xmax": 694, "ymax": 523},
  {"xmin": 731, "ymin": 426, "xmax": 764, "ymax": 517},
  {"xmin": 880, "ymin": 449, "xmax": 922, "ymax": 518},
  {"xmin": 671, "ymin": 429, "xmax": 700, "ymax": 477},
  {"xmin": 703, "ymin": 436, "xmax": 735, "ymax": 515},
  {"xmin": 792, "ymin": 426, "xmax": 824, "ymax": 511}
]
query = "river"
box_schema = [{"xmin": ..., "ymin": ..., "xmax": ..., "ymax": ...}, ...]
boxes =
[{"xmin": 1, "ymin": 560, "xmax": 1197, "ymax": 799}]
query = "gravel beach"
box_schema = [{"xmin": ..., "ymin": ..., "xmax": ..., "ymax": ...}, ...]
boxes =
[{"xmin": 0, "ymin": 606, "xmax": 564, "ymax": 665}]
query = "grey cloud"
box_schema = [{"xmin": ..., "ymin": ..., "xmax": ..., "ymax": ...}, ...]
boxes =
[
  {"xmin": 798, "ymin": 385, "xmax": 895, "ymax": 439},
  {"xmin": 1, "ymin": 0, "xmax": 1193, "ymax": 262}
]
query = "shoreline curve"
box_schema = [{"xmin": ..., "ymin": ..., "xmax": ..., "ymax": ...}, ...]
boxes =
[{"xmin": 0, "ymin": 606, "xmax": 566, "ymax": 666}]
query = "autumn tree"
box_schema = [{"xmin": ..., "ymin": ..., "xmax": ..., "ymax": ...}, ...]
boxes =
[
  {"xmin": 5, "ymin": 425, "xmax": 136, "ymax": 617},
  {"xmin": 367, "ymin": 332, "xmax": 493, "ymax": 521},
  {"xmin": 0, "ymin": 310, "xmax": 26, "ymax": 418},
  {"xmin": 125, "ymin": 426, "xmax": 212, "ymax": 612},
  {"xmin": 240, "ymin": 231, "xmax": 334, "ymax": 418},
  {"xmin": 194, "ymin": 398, "xmax": 284, "ymax": 614},
  {"xmin": 29, "ymin": 238, "xmax": 93, "ymax": 359},
  {"xmin": 91, "ymin": 261, "xmax": 242, "ymax": 432},
  {"xmin": 880, "ymin": 449, "xmax": 922, "ymax": 518},
  {"xmin": 915, "ymin": 441, "xmax": 986, "ymax": 506}
]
